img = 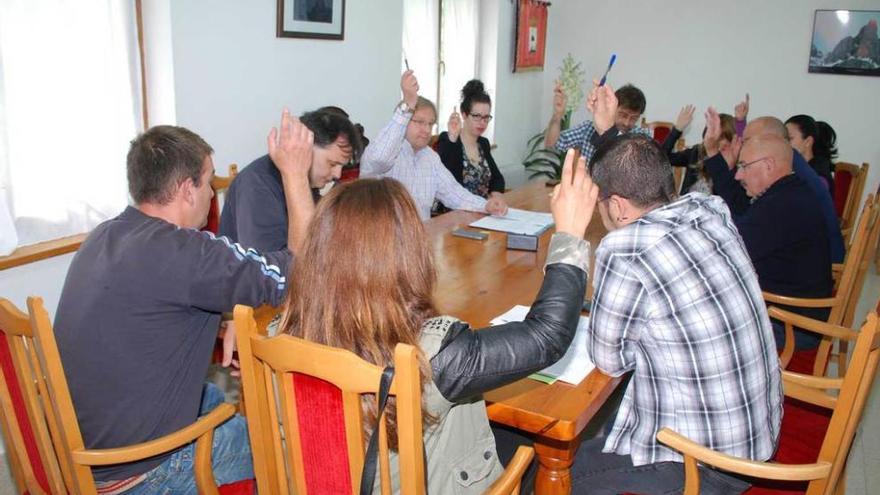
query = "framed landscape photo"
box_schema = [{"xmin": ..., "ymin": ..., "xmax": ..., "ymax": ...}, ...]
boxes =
[
  {"xmin": 277, "ymin": 0, "xmax": 345, "ymax": 40},
  {"xmin": 513, "ymin": 0, "xmax": 549, "ymax": 72},
  {"xmin": 809, "ymin": 10, "xmax": 879, "ymax": 76}
]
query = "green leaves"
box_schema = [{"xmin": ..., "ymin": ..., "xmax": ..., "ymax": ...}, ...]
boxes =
[{"xmin": 521, "ymin": 131, "xmax": 565, "ymax": 180}]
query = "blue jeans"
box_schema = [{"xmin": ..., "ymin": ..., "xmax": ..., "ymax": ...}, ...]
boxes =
[
  {"xmin": 125, "ymin": 383, "xmax": 253, "ymax": 494},
  {"xmin": 771, "ymin": 318, "xmax": 821, "ymax": 351}
]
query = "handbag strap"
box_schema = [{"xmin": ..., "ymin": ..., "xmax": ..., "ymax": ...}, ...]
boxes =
[{"xmin": 359, "ymin": 366, "xmax": 395, "ymax": 495}]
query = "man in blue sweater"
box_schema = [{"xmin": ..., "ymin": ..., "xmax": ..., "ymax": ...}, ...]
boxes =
[{"xmin": 704, "ymin": 112, "xmax": 832, "ymax": 349}]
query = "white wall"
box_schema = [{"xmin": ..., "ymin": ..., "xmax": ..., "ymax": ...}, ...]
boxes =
[
  {"xmin": 169, "ymin": 0, "xmax": 403, "ymax": 176},
  {"xmin": 541, "ymin": 0, "xmax": 880, "ymax": 202}
]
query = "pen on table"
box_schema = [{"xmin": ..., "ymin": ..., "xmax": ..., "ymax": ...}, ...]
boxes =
[{"xmin": 598, "ymin": 53, "xmax": 617, "ymax": 87}]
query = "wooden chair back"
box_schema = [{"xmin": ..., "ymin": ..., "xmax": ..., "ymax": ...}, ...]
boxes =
[
  {"xmin": 765, "ymin": 195, "xmax": 875, "ymax": 376},
  {"xmin": 205, "ymin": 163, "xmax": 239, "ymax": 234},
  {"xmin": 836, "ymin": 162, "xmax": 869, "ymax": 240},
  {"xmin": 658, "ymin": 305, "xmax": 880, "ymax": 495},
  {"xmin": 0, "ymin": 299, "xmax": 67, "ymax": 494},
  {"xmin": 842, "ymin": 194, "xmax": 880, "ymax": 329},
  {"xmin": 641, "ymin": 119, "xmax": 685, "ymax": 151},
  {"xmin": 26, "ymin": 296, "xmax": 238, "ymax": 495},
  {"xmin": 234, "ymin": 304, "xmax": 426, "ymax": 495}
]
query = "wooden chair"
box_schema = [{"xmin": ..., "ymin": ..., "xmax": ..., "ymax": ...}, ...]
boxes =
[
  {"xmin": 764, "ymin": 195, "xmax": 875, "ymax": 376},
  {"xmin": 0, "ymin": 299, "xmax": 67, "ymax": 494},
  {"xmin": 657, "ymin": 305, "xmax": 880, "ymax": 495},
  {"xmin": 25, "ymin": 296, "xmax": 242, "ymax": 495},
  {"xmin": 205, "ymin": 163, "xmax": 239, "ymax": 234},
  {"xmin": 641, "ymin": 118, "xmax": 685, "ymax": 151},
  {"xmin": 234, "ymin": 304, "xmax": 535, "ymax": 495},
  {"xmin": 835, "ymin": 162, "xmax": 869, "ymax": 244}
]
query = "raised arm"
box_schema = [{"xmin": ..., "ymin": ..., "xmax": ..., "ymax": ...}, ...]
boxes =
[
  {"xmin": 543, "ymin": 80, "xmax": 567, "ymax": 148},
  {"xmin": 431, "ymin": 150, "xmax": 598, "ymax": 401},
  {"xmin": 360, "ymin": 71, "xmax": 419, "ymax": 176},
  {"xmin": 267, "ymin": 109, "xmax": 315, "ymax": 254}
]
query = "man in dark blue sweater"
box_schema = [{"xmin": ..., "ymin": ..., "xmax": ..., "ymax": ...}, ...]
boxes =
[{"xmin": 704, "ymin": 112, "xmax": 832, "ymax": 349}]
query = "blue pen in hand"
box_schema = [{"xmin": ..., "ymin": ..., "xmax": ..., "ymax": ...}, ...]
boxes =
[{"xmin": 598, "ymin": 54, "xmax": 617, "ymax": 87}]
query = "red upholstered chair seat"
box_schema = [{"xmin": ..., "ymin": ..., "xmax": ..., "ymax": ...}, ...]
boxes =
[
  {"xmin": 340, "ymin": 166, "xmax": 360, "ymax": 183},
  {"xmin": 834, "ymin": 170, "xmax": 853, "ymax": 218},
  {"xmin": 219, "ymin": 479, "xmax": 256, "ymax": 494},
  {"xmin": 652, "ymin": 125, "xmax": 671, "ymax": 144},
  {"xmin": 204, "ymin": 196, "xmax": 221, "ymax": 235}
]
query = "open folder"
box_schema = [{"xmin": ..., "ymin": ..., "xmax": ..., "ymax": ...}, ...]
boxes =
[{"xmin": 490, "ymin": 305, "xmax": 595, "ymax": 385}]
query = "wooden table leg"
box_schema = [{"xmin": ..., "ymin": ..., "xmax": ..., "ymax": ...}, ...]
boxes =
[{"xmin": 533, "ymin": 436, "xmax": 582, "ymax": 495}]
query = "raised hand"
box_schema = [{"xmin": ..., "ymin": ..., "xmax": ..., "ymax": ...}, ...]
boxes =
[
  {"xmin": 552, "ymin": 80, "xmax": 567, "ymax": 120},
  {"xmin": 588, "ymin": 79, "xmax": 618, "ymax": 134},
  {"xmin": 401, "ymin": 70, "xmax": 419, "ymax": 110},
  {"xmin": 220, "ymin": 320, "xmax": 240, "ymax": 377},
  {"xmin": 268, "ymin": 109, "xmax": 314, "ymax": 178},
  {"xmin": 723, "ymin": 135, "xmax": 742, "ymax": 171},
  {"xmin": 448, "ymin": 110, "xmax": 462, "ymax": 142},
  {"xmin": 703, "ymin": 106, "xmax": 722, "ymax": 157},
  {"xmin": 486, "ymin": 193, "xmax": 509, "ymax": 216},
  {"xmin": 551, "ymin": 149, "xmax": 599, "ymax": 239},
  {"xmin": 675, "ymin": 104, "xmax": 696, "ymax": 132},
  {"xmin": 734, "ymin": 93, "xmax": 750, "ymax": 122}
]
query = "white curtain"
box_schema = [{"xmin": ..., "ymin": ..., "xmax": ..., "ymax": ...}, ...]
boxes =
[
  {"xmin": 402, "ymin": 0, "xmax": 439, "ymax": 113},
  {"xmin": 438, "ymin": 0, "xmax": 479, "ymax": 134},
  {"xmin": 0, "ymin": 0, "xmax": 140, "ymax": 254}
]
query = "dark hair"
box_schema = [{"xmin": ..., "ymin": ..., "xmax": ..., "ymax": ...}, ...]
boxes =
[
  {"xmin": 589, "ymin": 134, "xmax": 675, "ymax": 208},
  {"xmin": 459, "ymin": 79, "xmax": 491, "ymax": 115},
  {"xmin": 300, "ymin": 109, "xmax": 364, "ymax": 160},
  {"xmin": 126, "ymin": 125, "xmax": 213, "ymax": 205},
  {"xmin": 785, "ymin": 114, "xmax": 838, "ymax": 161},
  {"xmin": 615, "ymin": 84, "xmax": 646, "ymax": 114},
  {"xmin": 316, "ymin": 105, "xmax": 350, "ymax": 118},
  {"xmin": 815, "ymin": 121, "xmax": 838, "ymax": 160},
  {"xmin": 279, "ymin": 178, "xmax": 437, "ymax": 449}
]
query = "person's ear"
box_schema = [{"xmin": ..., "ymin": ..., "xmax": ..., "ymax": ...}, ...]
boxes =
[
  {"xmin": 609, "ymin": 195, "xmax": 629, "ymax": 223},
  {"xmin": 179, "ymin": 178, "xmax": 196, "ymax": 206},
  {"xmin": 804, "ymin": 135, "xmax": 815, "ymax": 151}
]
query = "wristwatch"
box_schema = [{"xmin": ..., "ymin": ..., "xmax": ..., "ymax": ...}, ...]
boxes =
[{"xmin": 397, "ymin": 101, "xmax": 415, "ymax": 114}]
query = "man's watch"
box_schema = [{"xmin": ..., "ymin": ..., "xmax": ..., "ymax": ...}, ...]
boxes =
[{"xmin": 397, "ymin": 101, "xmax": 415, "ymax": 114}]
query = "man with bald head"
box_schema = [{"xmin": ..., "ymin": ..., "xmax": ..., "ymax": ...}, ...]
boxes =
[{"xmin": 704, "ymin": 111, "xmax": 832, "ymax": 349}]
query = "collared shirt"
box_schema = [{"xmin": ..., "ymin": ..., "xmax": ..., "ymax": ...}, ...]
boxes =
[
  {"xmin": 587, "ymin": 193, "xmax": 783, "ymax": 467},
  {"xmin": 360, "ymin": 107, "xmax": 488, "ymax": 220},
  {"xmin": 554, "ymin": 120, "xmax": 651, "ymax": 161}
]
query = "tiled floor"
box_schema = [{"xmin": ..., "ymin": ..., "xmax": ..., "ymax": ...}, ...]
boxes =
[{"xmin": 2, "ymin": 269, "xmax": 879, "ymax": 494}]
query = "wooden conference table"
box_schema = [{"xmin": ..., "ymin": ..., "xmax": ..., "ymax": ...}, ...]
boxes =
[
  {"xmin": 253, "ymin": 179, "xmax": 620, "ymax": 495},
  {"xmin": 425, "ymin": 179, "xmax": 621, "ymax": 495}
]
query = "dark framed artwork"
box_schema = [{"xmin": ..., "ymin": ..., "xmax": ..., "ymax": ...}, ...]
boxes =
[
  {"xmin": 513, "ymin": 0, "xmax": 549, "ymax": 72},
  {"xmin": 277, "ymin": 0, "xmax": 345, "ymax": 40},
  {"xmin": 809, "ymin": 10, "xmax": 879, "ymax": 76}
]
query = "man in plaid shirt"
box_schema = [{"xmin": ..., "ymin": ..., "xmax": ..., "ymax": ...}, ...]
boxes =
[
  {"xmin": 568, "ymin": 87, "xmax": 782, "ymax": 494},
  {"xmin": 543, "ymin": 81, "xmax": 651, "ymax": 161}
]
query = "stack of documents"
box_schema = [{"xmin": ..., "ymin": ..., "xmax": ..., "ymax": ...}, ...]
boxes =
[
  {"xmin": 470, "ymin": 208, "xmax": 554, "ymax": 236},
  {"xmin": 490, "ymin": 305, "xmax": 595, "ymax": 385}
]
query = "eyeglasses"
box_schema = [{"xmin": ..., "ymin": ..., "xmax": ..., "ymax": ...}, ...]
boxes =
[
  {"xmin": 466, "ymin": 113, "xmax": 493, "ymax": 123},
  {"xmin": 735, "ymin": 156, "xmax": 769, "ymax": 171},
  {"xmin": 409, "ymin": 118, "xmax": 435, "ymax": 129}
]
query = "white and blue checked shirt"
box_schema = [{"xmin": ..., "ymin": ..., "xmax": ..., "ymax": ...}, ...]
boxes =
[
  {"xmin": 588, "ymin": 193, "xmax": 783, "ymax": 467},
  {"xmin": 555, "ymin": 120, "xmax": 651, "ymax": 161},
  {"xmin": 360, "ymin": 107, "xmax": 487, "ymax": 220}
]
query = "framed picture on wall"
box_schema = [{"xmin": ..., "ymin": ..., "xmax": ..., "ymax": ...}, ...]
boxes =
[
  {"xmin": 808, "ymin": 10, "xmax": 879, "ymax": 76},
  {"xmin": 513, "ymin": 0, "xmax": 549, "ymax": 72},
  {"xmin": 277, "ymin": 0, "xmax": 345, "ymax": 40}
]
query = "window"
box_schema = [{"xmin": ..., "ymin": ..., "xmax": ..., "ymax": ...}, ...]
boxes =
[
  {"xmin": 0, "ymin": 1, "xmax": 142, "ymax": 255},
  {"xmin": 402, "ymin": 0, "xmax": 488, "ymax": 139}
]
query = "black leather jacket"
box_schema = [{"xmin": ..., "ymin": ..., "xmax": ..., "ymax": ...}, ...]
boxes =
[{"xmin": 430, "ymin": 262, "xmax": 587, "ymax": 402}]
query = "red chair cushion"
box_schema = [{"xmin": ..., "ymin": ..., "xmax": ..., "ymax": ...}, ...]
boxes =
[
  {"xmin": 293, "ymin": 373, "xmax": 353, "ymax": 493},
  {"xmin": 219, "ymin": 479, "xmax": 256, "ymax": 494},
  {"xmin": 652, "ymin": 126, "xmax": 671, "ymax": 144},
  {"xmin": 203, "ymin": 196, "xmax": 221, "ymax": 235},
  {"xmin": 340, "ymin": 167, "xmax": 360, "ymax": 183},
  {"xmin": 786, "ymin": 349, "xmax": 818, "ymax": 375},
  {"xmin": 0, "ymin": 331, "xmax": 52, "ymax": 494},
  {"xmin": 833, "ymin": 170, "xmax": 853, "ymax": 218}
]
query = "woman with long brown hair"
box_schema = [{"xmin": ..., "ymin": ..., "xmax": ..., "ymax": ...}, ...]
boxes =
[{"xmin": 279, "ymin": 150, "xmax": 598, "ymax": 493}]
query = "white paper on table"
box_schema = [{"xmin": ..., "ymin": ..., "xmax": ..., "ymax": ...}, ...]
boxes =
[
  {"xmin": 490, "ymin": 305, "xmax": 596, "ymax": 385},
  {"xmin": 469, "ymin": 208, "xmax": 554, "ymax": 236}
]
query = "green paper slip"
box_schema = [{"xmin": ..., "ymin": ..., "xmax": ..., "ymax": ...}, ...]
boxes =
[{"xmin": 528, "ymin": 372, "xmax": 558, "ymax": 385}]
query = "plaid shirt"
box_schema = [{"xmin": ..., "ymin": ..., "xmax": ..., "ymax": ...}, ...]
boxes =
[
  {"xmin": 587, "ymin": 193, "xmax": 783, "ymax": 466},
  {"xmin": 554, "ymin": 120, "xmax": 651, "ymax": 161},
  {"xmin": 360, "ymin": 107, "xmax": 487, "ymax": 220}
]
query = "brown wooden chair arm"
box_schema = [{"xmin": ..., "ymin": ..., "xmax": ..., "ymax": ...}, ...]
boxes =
[
  {"xmin": 485, "ymin": 446, "xmax": 535, "ymax": 495},
  {"xmin": 767, "ymin": 307, "xmax": 858, "ymax": 341},
  {"xmin": 831, "ymin": 263, "xmax": 843, "ymax": 273},
  {"xmin": 71, "ymin": 403, "xmax": 236, "ymax": 466},
  {"xmin": 762, "ymin": 292, "xmax": 837, "ymax": 308},
  {"xmin": 656, "ymin": 428, "xmax": 832, "ymax": 481}
]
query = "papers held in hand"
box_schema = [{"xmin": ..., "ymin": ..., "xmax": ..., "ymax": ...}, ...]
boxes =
[
  {"xmin": 490, "ymin": 305, "xmax": 595, "ymax": 385},
  {"xmin": 469, "ymin": 208, "xmax": 554, "ymax": 236}
]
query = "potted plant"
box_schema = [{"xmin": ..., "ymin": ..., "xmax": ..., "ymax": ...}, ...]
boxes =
[{"xmin": 522, "ymin": 54, "xmax": 585, "ymax": 182}]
